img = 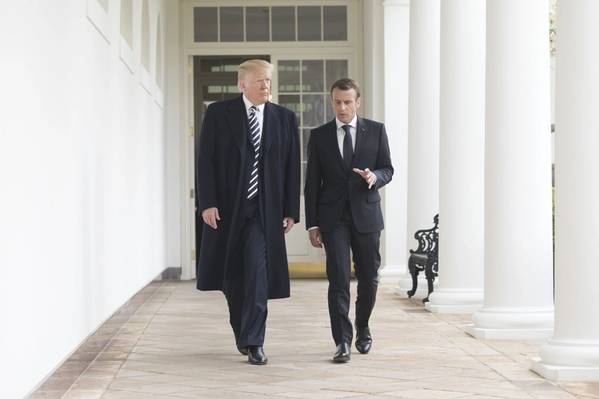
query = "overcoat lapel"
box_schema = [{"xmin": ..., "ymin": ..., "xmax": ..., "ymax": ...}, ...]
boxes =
[
  {"xmin": 262, "ymin": 102, "xmax": 279, "ymax": 154},
  {"xmin": 225, "ymin": 96, "xmax": 247, "ymax": 155}
]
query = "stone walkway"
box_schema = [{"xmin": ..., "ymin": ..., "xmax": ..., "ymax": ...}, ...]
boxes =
[{"xmin": 31, "ymin": 280, "xmax": 599, "ymax": 398}]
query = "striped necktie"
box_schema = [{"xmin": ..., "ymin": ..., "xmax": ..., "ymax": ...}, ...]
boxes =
[{"xmin": 247, "ymin": 105, "xmax": 261, "ymax": 200}]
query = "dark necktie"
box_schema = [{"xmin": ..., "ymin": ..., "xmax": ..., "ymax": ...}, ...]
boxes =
[
  {"xmin": 342, "ymin": 124, "xmax": 353, "ymax": 169},
  {"xmin": 247, "ymin": 106, "xmax": 261, "ymax": 200}
]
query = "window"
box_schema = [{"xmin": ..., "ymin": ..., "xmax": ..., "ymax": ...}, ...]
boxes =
[
  {"xmin": 194, "ymin": 7, "xmax": 218, "ymax": 42},
  {"xmin": 193, "ymin": 5, "xmax": 348, "ymax": 43},
  {"xmin": 246, "ymin": 7, "xmax": 270, "ymax": 41},
  {"xmin": 277, "ymin": 59, "xmax": 349, "ymax": 187},
  {"xmin": 220, "ymin": 7, "xmax": 244, "ymax": 42},
  {"xmin": 297, "ymin": 6, "xmax": 321, "ymax": 41},
  {"xmin": 323, "ymin": 6, "xmax": 347, "ymax": 41},
  {"xmin": 272, "ymin": 7, "xmax": 295, "ymax": 41}
]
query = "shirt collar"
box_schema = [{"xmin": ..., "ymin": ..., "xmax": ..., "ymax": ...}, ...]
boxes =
[
  {"xmin": 335, "ymin": 115, "xmax": 358, "ymax": 130},
  {"xmin": 242, "ymin": 94, "xmax": 266, "ymax": 114}
]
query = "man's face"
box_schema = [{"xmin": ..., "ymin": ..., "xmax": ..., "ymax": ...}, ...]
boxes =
[
  {"xmin": 331, "ymin": 88, "xmax": 361, "ymax": 124},
  {"xmin": 239, "ymin": 69, "xmax": 272, "ymax": 105}
]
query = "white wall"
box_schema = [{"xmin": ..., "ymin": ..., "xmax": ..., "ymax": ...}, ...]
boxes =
[{"xmin": 0, "ymin": 1, "xmax": 168, "ymax": 397}]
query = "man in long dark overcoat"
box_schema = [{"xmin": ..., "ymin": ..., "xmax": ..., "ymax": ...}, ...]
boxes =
[{"xmin": 195, "ymin": 59, "xmax": 300, "ymax": 365}]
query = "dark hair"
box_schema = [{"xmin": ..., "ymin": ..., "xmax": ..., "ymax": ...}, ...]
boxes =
[{"xmin": 330, "ymin": 78, "xmax": 361, "ymax": 99}]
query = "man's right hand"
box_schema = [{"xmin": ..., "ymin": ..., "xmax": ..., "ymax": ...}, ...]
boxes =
[
  {"xmin": 202, "ymin": 207, "xmax": 220, "ymax": 229},
  {"xmin": 309, "ymin": 228, "xmax": 323, "ymax": 248}
]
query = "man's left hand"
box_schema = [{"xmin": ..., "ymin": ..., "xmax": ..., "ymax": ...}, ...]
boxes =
[
  {"xmin": 283, "ymin": 217, "xmax": 295, "ymax": 234},
  {"xmin": 353, "ymin": 168, "xmax": 377, "ymax": 189}
]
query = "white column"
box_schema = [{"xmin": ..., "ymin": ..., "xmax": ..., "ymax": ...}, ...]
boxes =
[
  {"xmin": 381, "ymin": 0, "xmax": 409, "ymax": 282},
  {"xmin": 397, "ymin": 0, "xmax": 441, "ymax": 297},
  {"xmin": 532, "ymin": 0, "xmax": 599, "ymax": 381},
  {"xmin": 425, "ymin": 0, "xmax": 484, "ymax": 313},
  {"xmin": 467, "ymin": 0, "xmax": 554, "ymax": 339},
  {"xmin": 165, "ymin": 0, "xmax": 183, "ymax": 276}
]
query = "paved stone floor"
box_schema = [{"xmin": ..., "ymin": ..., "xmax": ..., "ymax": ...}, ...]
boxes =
[{"xmin": 31, "ymin": 280, "xmax": 599, "ymax": 399}]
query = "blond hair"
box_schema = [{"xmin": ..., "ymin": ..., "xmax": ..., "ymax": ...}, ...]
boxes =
[{"xmin": 238, "ymin": 59, "xmax": 273, "ymax": 81}]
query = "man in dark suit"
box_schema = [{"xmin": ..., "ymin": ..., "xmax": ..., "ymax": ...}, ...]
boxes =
[
  {"xmin": 195, "ymin": 59, "xmax": 300, "ymax": 365},
  {"xmin": 305, "ymin": 78, "xmax": 393, "ymax": 363}
]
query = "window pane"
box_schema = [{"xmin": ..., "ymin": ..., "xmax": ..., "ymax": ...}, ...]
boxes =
[
  {"xmin": 203, "ymin": 86, "xmax": 223, "ymax": 102},
  {"xmin": 222, "ymin": 58, "xmax": 246, "ymax": 72},
  {"xmin": 199, "ymin": 58, "xmax": 222, "ymax": 72},
  {"xmin": 194, "ymin": 7, "xmax": 218, "ymax": 42},
  {"xmin": 279, "ymin": 95, "xmax": 301, "ymax": 121},
  {"xmin": 323, "ymin": 6, "xmax": 347, "ymax": 41},
  {"xmin": 326, "ymin": 98, "xmax": 334, "ymax": 122},
  {"xmin": 207, "ymin": 85, "xmax": 224, "ymax": 94},
  {"xmin": 272, "ymin": 7, "xmax": 295, "ymax": 41},
  {"xmin": 298, "ymin": 6, "xmax": 321, "ymax": 41},
  {"xmin": 325, "ymin": 60, "xmax": 348, "ymax": 91},
  {"xmin": 302, "ymin": 94, "xmax": 325, "ymax": 127},
  {"xmin": 246, "ymin": 7, "xmax": 269, "ymax": 41},
  {"xmin": 278, "ymin": 61, "xmax": 300, "ymax": 93},
  {"xmin": 220, "ymin": 7, "xmax": 243, "ymax": 42},
  {"xmin": 302, "ymin": 128, "xmax": 312, "ymax": 162},
  {"xmin": 302, "ymin": 60, "xmax": 324, "ymax": 92},
  {"xmin": 302, "ymin": 161, "xmax": 307, "ymax": 190}
]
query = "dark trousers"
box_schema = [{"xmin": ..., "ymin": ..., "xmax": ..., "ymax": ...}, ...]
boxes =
[
  {"xmin": 321, "ymin": 205, "xmax": 381, "ymax": 345},
  {"xmin": 224, "ymin": 208, "xmax": 268, "ymax": 349}
]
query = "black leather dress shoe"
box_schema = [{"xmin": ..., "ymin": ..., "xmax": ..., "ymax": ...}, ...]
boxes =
[
  {"xmin": 238, "ymin": 347, "xmax": 248, "ymax": 355},
  {"xmin": 333, "ymin": 342, "xmax": 351, "ymax": 363},
  {"xmin": 248, "ymin": 346, "xmax": 267, "ymax": 365},
  {"xmin": 355, "ymin": 327, "xmax": 372, "ymax": 354}
]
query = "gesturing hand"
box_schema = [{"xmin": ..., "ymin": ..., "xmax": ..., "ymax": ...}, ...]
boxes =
[
  {"xmin": 202, "ymin": 207, "xmax": 220, "ymax": 229},
  {"xmin": 283, "ymin": 217, "xmax": 295, "ymax": 234},
  {"xmin": 353, "ymin": 168, "xmax": 377, "ymax": 189}
]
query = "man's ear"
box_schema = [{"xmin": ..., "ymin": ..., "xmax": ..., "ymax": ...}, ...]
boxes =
[
  {"xmin": 356, "ymin": 97, "xmax": 361, "ymax": 109},
  {"xmin": 238, "ymin": 79, "xmax": 244, "ymax": 92}
]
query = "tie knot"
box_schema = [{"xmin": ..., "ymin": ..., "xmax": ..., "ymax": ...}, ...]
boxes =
[
  {"xmin": 250, "ymin": 105, "xmax": 257, "ymax": 112},
  {"xmin": 342, "ymin": 125, "xmax": 351, "ymax": 135}
]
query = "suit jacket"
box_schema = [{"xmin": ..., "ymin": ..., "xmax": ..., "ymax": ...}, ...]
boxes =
[
  {"xmin": 304, "ymin": 117, "xmax": 393, "ymax": 233},
  {"xmin": 195, "ymin": 95, "xmax": 300, "ymax": 299}
]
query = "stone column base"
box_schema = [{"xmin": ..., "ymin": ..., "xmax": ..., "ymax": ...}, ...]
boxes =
[
  {"xmin": 425, "ymin": 289, "xmax": 483, "ymax": 314},
  {"xmin": 466, "ymin": 307, "xmax": 554, "ymax": 340},
  {"xmin": 531, "ymin": 339, "xmax": 599, "ymax": 381}
]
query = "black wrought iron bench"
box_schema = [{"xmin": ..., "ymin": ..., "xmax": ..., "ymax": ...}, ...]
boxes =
[{"xmin": 407, "ymin": 214, "xmax": 439, "ymax": 303}]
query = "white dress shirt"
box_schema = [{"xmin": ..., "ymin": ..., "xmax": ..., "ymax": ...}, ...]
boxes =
[{"xmin": 242, "ymin": 94, "xmax": 265, "ymax": 135}]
